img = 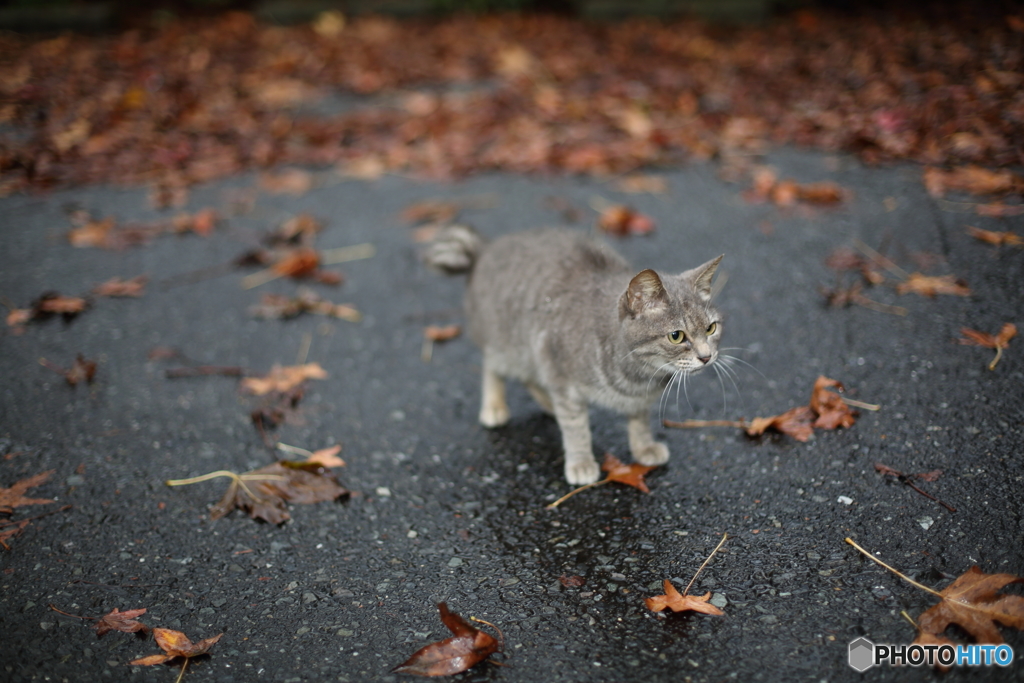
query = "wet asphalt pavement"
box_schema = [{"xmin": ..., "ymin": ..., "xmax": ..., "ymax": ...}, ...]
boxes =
[{"xmin": 0, "ymin": 148, "xmax": 1022, "ymax": 683}]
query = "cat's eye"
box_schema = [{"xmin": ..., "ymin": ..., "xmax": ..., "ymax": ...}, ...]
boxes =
[
  {"xmin": 668, "ymin": 330, "xmax": 686, "ymax": 344},
  {"xmin": 707, "ymin": 322, "xmax": 718, "ymax": 335}
]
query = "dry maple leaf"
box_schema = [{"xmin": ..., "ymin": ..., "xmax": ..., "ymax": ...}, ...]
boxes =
[
  {"xmin": 130, "ymin": 627, "xmax": 223, "ymax": 666},
  {"xmin": 745, "ymin": 405, "xmax": 816, "ymax": 441},
  {"xmin": 250, "ymin": 290, "xmax": 360, "ymax": 322},
  {"xmin": 808, "ymin": 375, "xmax": 858, "ymax": 430},
  {"xmin": 393, "ymin": 603, "xmax": 501, "ymax": 677},
  {"xmin": 0, "ymin": 470, "xmax": 54, "ymax": 514},
  {"xmin": 34, "ymin": 293, "xmax": 89, "ymax": 318},
  {"xmin": 240, "ymin": 363, "xmax": 327, "ymax": 396},
  {"xmin": 896, "ymin": 273, "xmax": 971, "ymax": 298},
  {"xmin": 92, "ymin": 276, "xmax": 147, "ymax": 297},
  {"xmin": 206, "ymin": 460, "xmax": 350, "ymax": 524},
  {"xmin": 916, "ymin": 566, "xmax": 1024, "ymax": 646},
  {"xmin": 307, "ymin": 445, "xmax": 345, "ymax": 468},
  {"xmin": 644, "ymin": 579, "xmax": 724, "ymax": 616},
  {"xmin": 95, "ymin": 607, "xmax": 149, "ymax": 638},
  {"xmin": 601, "ymin": 452, "xmax": 657, "ymax": 493},
  {"xmin": 967, "ymin": 226, "xmax": 1024, "ymax": 246}
]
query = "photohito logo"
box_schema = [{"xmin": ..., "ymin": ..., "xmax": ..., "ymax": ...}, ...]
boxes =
[{"xmin": 848, "ymin": 637, "xmax": 1014, "ymax": 671}]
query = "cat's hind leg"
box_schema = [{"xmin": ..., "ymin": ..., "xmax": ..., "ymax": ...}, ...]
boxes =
[
  {"xmin": 628, "ymin": 413, "xmax": 669, "ymax": 466},
  {"xmin": 478, "ymin": 355, "xmax": 510, "ymax": 428}
]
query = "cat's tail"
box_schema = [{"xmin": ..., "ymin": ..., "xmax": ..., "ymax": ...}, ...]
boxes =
[{"xmin": 421, "ymin": 224, "xmax": 484, "ymax": 275}]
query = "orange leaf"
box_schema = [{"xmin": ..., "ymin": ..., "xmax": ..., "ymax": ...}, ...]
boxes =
[
  {"xmin": 424, "ymin": 324, "xmax": 461, "ymax": 342},
  {"xmin": 808, "ymin": 375, "xmax": 857, "ymax": 430},
  {"xmin": 95, "ymin": 607, "xmax": 149, "ymax": 637},
  {"xmin": 745, "ymin": 405, "xmax": 816, "ymax": 441},
  {"xmin": 644, "ymin": 580, "xmax": 724, "ymax": 615},
  {"xmin": 0, "ymin": 470, "xmax": 54, "ymax": 514},
  {"xmin": 307, "ymin": 445, "xmax": 346, "ymax": 468},
  {"xmin": 917, "ymin": 566, "xmax": 1024, "ymax": 645},
  {"xmin": 240, "ymin": 363, "xmax": 327, "ymax": 396},
  {"xmin": 959, "ymin": 323, "xmax": 1016, "ymax": 349},
  {"xmin": 967, "ymin": 226, "xmax": 1024, "ymax": 246},
  {"xmin": 896, "ymin": 273, "xmax": 971, "ymax": 297},
  {"xmin": 130, "ymin": 628, "xmax": 223, "ymax": 665},
  {"xmin": 92, "ymin": 276, "xmax": 147, "ymax": 298},
  {"xmin": 601, "ymin": 453, "xmax": 656, "ymax": 493}
]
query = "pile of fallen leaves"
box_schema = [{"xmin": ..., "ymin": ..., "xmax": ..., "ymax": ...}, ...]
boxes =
[{"xmin": 1, "ymin": 8, "xmax": 1022, "ymax": 195}]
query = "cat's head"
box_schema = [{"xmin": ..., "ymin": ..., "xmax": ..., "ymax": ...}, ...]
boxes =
[{"xmin": 617, "ymin": 255, "xmax": 723, "ymax": 375}]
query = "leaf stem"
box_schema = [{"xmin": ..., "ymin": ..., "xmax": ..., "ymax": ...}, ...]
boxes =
[
  {"xmin": 469, "ymin": 616, "xmax": 505, "ymax": 652},
  {"xmin": 174, "ymin": 657, "xmax": 189, "ymax": 683},
  {"xmin": 662, "ymin": 419, "xmax": 748, "ymax": 429},
  {"xmin": 844, "ymin": 538, "xmax": 943, "ymax": 598},
  {"xmin": 683, "ymin": 533, "xmax": 728, "ymax": 596},
  {"xmin": 545, "ymin": 480, "xmax": 607, "ymax": 510},
  {"xmin": 841, "ymin": 397, "xmax": 880, "ymax": 411},
  {"xmin": 989, "ymin": 345, "xmax": 1003, "ymax": 371}
]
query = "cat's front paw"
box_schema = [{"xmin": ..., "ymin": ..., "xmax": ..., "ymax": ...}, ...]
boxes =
[
  {"xmin": 479, "ymin": 403, "xmax": 510, "ymax": 428},
  {"xmin": 633, "ymin": 441, "xmax": 670, "ymax": 466},
  {"xmin": 564, "ymin": 456, "xmax": 601, "ymax": 485}
]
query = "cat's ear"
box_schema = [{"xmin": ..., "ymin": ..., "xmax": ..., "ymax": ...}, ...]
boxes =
[
  {"xmin": 683, "ymin": 255, "xmax": 724, "ymax": 301},
  {"xmin": 621, "ymin": 269, "xmax": 668, "ymax": 317}
]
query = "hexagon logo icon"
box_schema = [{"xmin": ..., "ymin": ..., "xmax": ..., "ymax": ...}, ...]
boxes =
[{"xmin": 848, "ymin": 637, "xmax": 875, "ymax": 672}]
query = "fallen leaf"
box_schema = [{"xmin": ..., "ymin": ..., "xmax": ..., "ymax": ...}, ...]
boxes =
[
  {"xmin": 271, "ymin": 248, "xmax": 321, "ymax": 278},
  {"xmin": 745, "ymin": 405, "xmax": 816, "ymax": 441},
  {"xmin": 92, "ymin": 276, "xmax": 147, "ymax": 297},
  {"xmin": 923, "ymin": 166, "xmax": 1023, "ymax": 197},
  {"xmin": 401, "ymin": 200, "xmax": 460, "ymax": 225},
  {"xmin": 207, "ymin": 460, "xmax": 350, "ymax": 524},
  {"xmin": 974, "ymin": 203, "xmax": 1024, "ymax": 218},
  {"xmin": 40, "ymin": 354, "xmax": 97, "ymax": 386},
  {"xmin": 129, "ymin": 627, "xmax": 223, "ymax": 666},
  {"xmin": 265, "ymin": 214, "xmax": 323, "ymax": 247},
  {"xmin": 644, "ymin": 579, "xmax": 724, "ymax": 616},
  {"xmin": 559, "ymin": 574, "xmax": 585, "ymax": 588},
  {"xmin": 259, "ymin": 168, "xmax": 314, "ymax": 195},
  {"xmin": 249, "ymin": 289, "xmax": 360, "ymax": 322},
  {"xmin": 916, "ymin": 566, "xmax": 1024, "ymax": 646},
  {"xmin": 251, "ymin": 387, "xmax": 306, "ymax": 439},
  {"xmin": 34, "ymin": 293, "xmax": 89, "ymax": 317},
  {"xmin": 95, "ymin": 608, "xmax": 149, "ymax": 638},
  {"xmin": 967, "ymin": 226, "xmax": 1023, "ymax": 246},
  {"xmin": 601, "ymin": 452, "xmax": 656, "ymax": 493},
  {"xmin": 0, "ymin": 470, "xmax": 54, "ymax": 514},
  {"xmin": 307, "ymin": 445, "xmax": 345, "ymax": 468},
  {"xmin": 240, "ymin": 363, "xmax": 327, "ymax": 395},
  {"xmin": 393, "ymin": 603, "xmax": 501, "ymax": 677},
  {"xmin": 596, "ymin": 204, "xmax": 656, "ymax": 237},
  {"xmin": 171, "ymin": 209, "xmax": 219, "ymax": 236},
  {"xmin": 424, "ymin": 324, "xmax": 461, "ymax": 342},
  {"xmin": 959, "ymin": 322, "xmax": 1016, "ymax": 369},
  {"xmin": 910, "ymin": 631, "xmax": 958, "ymax": 672},
  {"xmin": 614, "ymin": 174, "xmax": 667, "ymax": 194},
  {"xmin": 809, "ymin": 375, "xmax": 857, "ymax": 430},
  {"xmin": 896, "ymin": 273, "xmax": 971, "ymax": 297}
]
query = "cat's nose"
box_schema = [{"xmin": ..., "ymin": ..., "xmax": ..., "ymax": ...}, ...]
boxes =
[{"xmin": 697, "ymin": 355, "xmax": 712, "ymax": 365}]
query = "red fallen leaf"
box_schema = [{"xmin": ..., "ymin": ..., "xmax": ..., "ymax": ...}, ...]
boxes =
[
  {"xmin": 0, "ymin": 470, "xmax": 54, "ymax": 514},
  {"xmin": 896, "ymin": 273, "xmax": 971, "ymax": 297},
  {"xmin": 644, "ymin": 579, "xmax": 724, "ymax": 616},
  {"xmin": 597, "ymin": 205, "xmax": 656, "ymax": 237},
  {"xmin": 967, "ymin": 226, "xmax": 1024, "ymax": 246},
  {"xmin": 424, "ymin": 324, "xmax": 461, "ymax": 342},
  {"xmin": 240, "ymin": 363, "xmax": 327, "ymax": 396},
  {"xmin": 393, "ymin": 603, "xmax": 501, "ymax": 677},
  {"xmin": 272, "ymin": 248, "xmax": 321, "ymax": 278},
  {"xmin": 92, "ymin": 276, "xmax": 147, "ymax": 297},
  {"xmin": 559, "ymin": 574, "xmax": 585, "ymax": 588},
  {"xmin": 129, "ymin": 627, "xmax": 223, "ymax": 666},
  {"xmin": 206, "ymin": 460, "xmax": 350, "ymax": 524},
  {"xmin": 602, "ymin": 452, "xmax": 656, "ymax": 493},
  {"xmin": 171, "ymin": 209, "xmax": 219, "ymax": 237},
  {"xmin": 95, "ymin": 607, "xmax": 149, "ymax": 638}
]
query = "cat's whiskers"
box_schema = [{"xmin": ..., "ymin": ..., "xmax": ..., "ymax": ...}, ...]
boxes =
[{"xmin": 646, "ymin": 360, "xmax": 676, "ymax": 399}]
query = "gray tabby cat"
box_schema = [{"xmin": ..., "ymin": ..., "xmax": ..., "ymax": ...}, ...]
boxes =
[{"xmin": 427, "ymin": 226, "xmax": 723, "ymax": 485}]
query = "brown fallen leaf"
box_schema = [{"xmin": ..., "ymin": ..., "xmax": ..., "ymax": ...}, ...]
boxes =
[
  {"xmin": 596, "ymin": 204, "xmax": 656, "ymax": 237},
  {"xmin": 874, "ymin": 462, "xmax": 955, "ymax": 512},
  {"xmin": 307, "ymin": 445, "xmax": 345, "ymax": 468},
  {"xmin": 424, "ymin": 324, "xmax": 461, "ymax": 342},
  {"xmin": 95, "ymin": 607, "xmax": 149, "ymax": 638},
  {"xmin": 0, "ymin": 470, "xmax": 54, "ymax": 514},
  {"xmin": 92, "ymin": 276, "xmax": 147, "ymax": 297},
  {"xmin": 249, "ymin": 289, "xmax": 360, "ymax": 322},
  {"xmin": 917, "ymin": 566, "xmax": 1024, "ymax": 646},
  {"xmin": 34, "ymin": 293, "xmax": 89, "ymax": 318},
  {"xmin": 923, "ymin": 166, "xmax": 1024, "ymax": 197},
  {"xmin": 959, "ymin": 322, "xmax": 1016, "ymax": 370},
  {"xmin": 251, "ymin": 387, "xmax": 306, "ymax": 442},
  {"xmin": 130, "ymin": 627, "xmax": 223, "ymax": 666},
  {"xmin": 393, "ymin": 603, "xmax": 501, "ymax": 677},
  {"xmin": 40, "ymin": 354, "xmax": 97, "ymax": 386},
  {"xmin": 614, "ymin": 174, "xmax": 667, "ymax": 194},
  {"xmin": 601, "ymin": 452, "xmax": 657, "ymax": 493},
  {"xmin": 644, "ymin": 580, "xmax": 724, "ymax": 616},
  {"xmin": 559, "ymin": 574, "xmax": 585, "ymax": 588},
  {"xmin": 401, "ymin": 200, "xmax": 461, "ymax": 225},
  {"xmin": 896, "ymin": 273, "xmax": 971, "ymax": 297},
  {"xmin": 264, "ymin": 214, "xmax": 323, "ymax": 247},
  {"xmin": 974, "ymin": 202, "xmax": 1024, "ymax": 218},
  {"xmin": 240, "ymin": 363, "xmax": 327, "ymax": 396},
  {"xmin": 809, "ymin": 375, "xmax": 858, "ymax": 430},
  {"xmin": 967, "ymin": 226, "xmax": 1024, "ymax": 246},
  {"xmin": 171, "ymin": 208, "xmax": 219, "ymax": 237},
  {"xmin": 745, "ymin": 170, "xmax": 845, "ymax": 206},
  {"xmin": 259, "ymin": 168, "xmax": 313, "ymax": 195}
]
